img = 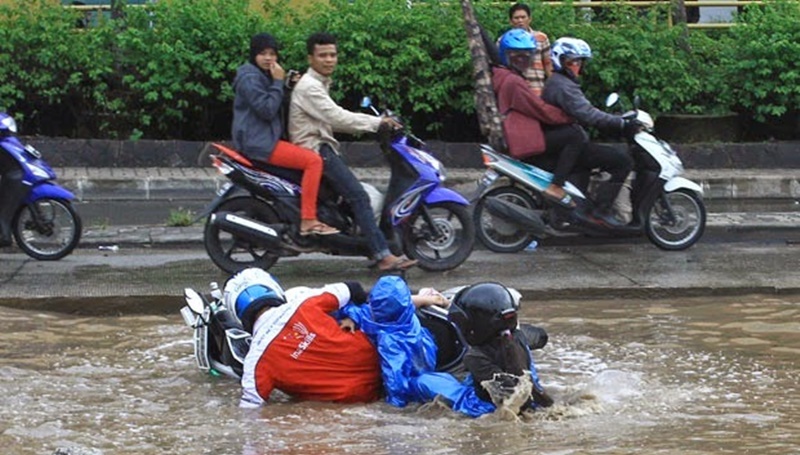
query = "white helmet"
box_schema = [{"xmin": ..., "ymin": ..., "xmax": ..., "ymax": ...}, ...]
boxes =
[
  {"xmin": 223, "ymin": 268, "xmax": 285, "ymax": 330},
  {"xmin": 551, "ymin": 37, "xmax": 593, "ymax": 72}
]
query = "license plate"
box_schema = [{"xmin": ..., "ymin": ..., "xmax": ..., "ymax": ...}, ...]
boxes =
[
  {"xmin": 480, "ymin": 169, "xmax": 500, "ymax": 186},
  {"xmin": 217, "ymin": 182, "xmax": 233, "ymax": 196}
]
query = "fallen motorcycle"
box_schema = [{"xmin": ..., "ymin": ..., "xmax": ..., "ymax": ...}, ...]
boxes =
[
  {"xmin": 473, "ymin": 93, "xmax": 706, "ymax": 252},
  {"xmin": 180, "ymin": 283, "xmax": 548, "ymax": 380}
]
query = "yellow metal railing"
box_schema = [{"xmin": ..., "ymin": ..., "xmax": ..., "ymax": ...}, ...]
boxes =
[{"xmin": 61, "ymin": 0, "xmax": 769, "ymax": 29}]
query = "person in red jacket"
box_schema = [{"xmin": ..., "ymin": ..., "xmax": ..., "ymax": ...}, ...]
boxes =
[
  {"xmin": 223, "ymin": 268, "xmax": 381, "ymax": 407},
  {"xmin": 493, "ymin": 28, "xmax": 585, "ymax": 208}
]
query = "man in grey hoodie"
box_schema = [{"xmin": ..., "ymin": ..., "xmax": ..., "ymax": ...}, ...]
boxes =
[{"xmin": 543, "ymin": 37, "xmax": 639, "ymax": 228}]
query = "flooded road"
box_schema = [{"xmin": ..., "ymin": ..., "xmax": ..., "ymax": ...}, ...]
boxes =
[{"xmin": 1, "ymin": 294, "xmax": 798, "ymax": 455}]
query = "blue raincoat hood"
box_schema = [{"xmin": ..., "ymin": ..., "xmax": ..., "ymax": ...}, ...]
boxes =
[{"xmin": 362, "ymin": 276, "xmax": 416, "ymax": 333}]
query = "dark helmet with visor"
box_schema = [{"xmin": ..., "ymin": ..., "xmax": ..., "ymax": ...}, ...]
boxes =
[{"xmin": 449, "ymin": 282, "xmax": 519, "ymax": 346}]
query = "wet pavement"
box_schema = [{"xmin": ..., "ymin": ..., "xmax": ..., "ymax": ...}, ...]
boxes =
[{"xmin": 1, "ymin": 239, "xmax": 799, "ymax": 314}]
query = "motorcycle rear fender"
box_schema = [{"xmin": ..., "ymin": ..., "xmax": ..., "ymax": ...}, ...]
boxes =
[
  {"xmin": 193, "ymin": 184, "xmax": 246, "ymax": 223},
  {"xmin": 423, "ymin": 186, "xmax": 469, "ymax": 206},
  {"xmin": 664, "ymin": 176, "xmax": 703, "ymax": 196},
  {"xmin": 25, "ymin": 182, "xmax": 75, "ymax": 203}
]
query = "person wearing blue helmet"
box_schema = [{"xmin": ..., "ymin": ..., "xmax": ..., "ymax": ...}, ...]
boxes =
[
  {"xmin": 223, "ymin": 268, "xmax": 382, "ymax": 407},
  {"xmin": 543, "ymin": 37, "xmax": 638, "ymax": 228},
  {"xmin": 494, "ymin": 28, "xmax": 591, "ymax": 208}
]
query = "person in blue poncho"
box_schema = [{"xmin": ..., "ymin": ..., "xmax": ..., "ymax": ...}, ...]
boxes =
[{"xmin": 339, "ymin": 276, "xmax": 495, "ymax": 418}]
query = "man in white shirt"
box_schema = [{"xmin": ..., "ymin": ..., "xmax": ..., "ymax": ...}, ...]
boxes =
[{"xmin": 289, "ymin": 32, "xmax": 416, "ymax": 272}]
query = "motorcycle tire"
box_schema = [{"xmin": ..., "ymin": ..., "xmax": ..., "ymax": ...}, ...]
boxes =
[
  {"xmin": 474, "ymin": 186, "xmax": 538, "ymax": 253},
  {"xmin": 13, "ymin": 198, "xmax": 82, "ymax": 261},
  {"xmin": 402, "ymin": 201, "xmax": 475, "ymax": 272},
  {"xmin": 646, "ymin": 188, "xmax": 706, "ymax": 251},
  {"xmin": 204, "ymin": 197, "xmax": 281, "ymax": 273}
]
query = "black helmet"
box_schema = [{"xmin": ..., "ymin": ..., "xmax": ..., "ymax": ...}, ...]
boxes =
[{"xmin": 449, "ymin": 282, "xmax": 518, "ymax": 346}]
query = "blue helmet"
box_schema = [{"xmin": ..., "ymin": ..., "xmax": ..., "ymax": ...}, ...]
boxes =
[
  {"xmin": 498, "ymin": 28, "xmax": 537, "ymax": 68},
  {"xmin": 223, "ymin": 268, "xmax": 286, "ymax": 331},
  {"xmin": 551, "ymin": 37, "xmax": 592, "ymax": 72}
]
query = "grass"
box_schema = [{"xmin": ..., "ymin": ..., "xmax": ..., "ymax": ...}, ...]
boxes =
[{"xmin": 166, "ymin": 207, "xmax": 196, "ymax": 227}]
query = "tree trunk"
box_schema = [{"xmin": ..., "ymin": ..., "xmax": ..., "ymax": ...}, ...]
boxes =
[{"xmin": 459, "ymin": 0, "xmax": 506, "ymax": 152}]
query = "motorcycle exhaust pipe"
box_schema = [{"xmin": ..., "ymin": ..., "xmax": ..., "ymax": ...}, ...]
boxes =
[
  {"xmin": 484, "ymin": 197, "xmax": 548, "ymax": 236},
  {"xmin": 209, "ymin": 212, "xmax": 283, "ymax": 248}
]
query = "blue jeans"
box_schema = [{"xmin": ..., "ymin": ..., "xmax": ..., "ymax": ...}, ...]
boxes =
[{"xmin": 319, "ymin": 144, "xmax": 390, "ymax": 261}]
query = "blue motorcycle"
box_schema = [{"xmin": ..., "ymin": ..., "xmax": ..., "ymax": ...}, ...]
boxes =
[
  {"xmin": 199, "ymin": 99, "xmax": 475, "ymax": 272},
  {"xmin": 0, "ymin": 113, "xmax": 81, "ymax": 260}
]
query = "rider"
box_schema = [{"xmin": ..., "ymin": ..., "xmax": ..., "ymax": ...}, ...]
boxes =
[
  {"xmin": 450, "ymin": 281, "xmax": 554, "ymax": 414},
  {"xmin": 338, "ymin": 275, "xmax": 495, "ymax": 417},
  {"xmin": 223, "ymin": 268, "xmax": 382, "ymax": 406},
  {"xmin": 232, "ymin": 32, "xmax": 338, "ymax": 236},
  {"xmin": 0, "ymin": 119, "xmax": 28, "ymax": 247},
  {"xmin": 542, "ymin": 37, "xmax": 638, "ymax": 228},
  {"xmin": 493, "ymin": 28, "xmax": 589, "ymax": 208},
  {"xmin": 288, "ymin": 32, "xmax": 417, "ymax": 272}
]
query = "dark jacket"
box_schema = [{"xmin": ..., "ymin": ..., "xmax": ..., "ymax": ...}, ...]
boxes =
[
  {"xmin": 492, "ymin": 67, "xmax": 572, "ymax": 159},
  {"xmin": 231, "ymin": 63, "xmax": 285, "ymax": 161},
  {"xmin": 542, "ymin": 71, "xmax": 624, "ymax": 133}
]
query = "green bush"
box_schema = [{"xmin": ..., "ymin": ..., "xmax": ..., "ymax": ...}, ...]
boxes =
[
  {"xmin": 720, "ymin": 0, "xmax": 800, "ymax": 124},
  {"xmin": 0, "ymin": 0, "xmax": 798, "ymax": 141}
]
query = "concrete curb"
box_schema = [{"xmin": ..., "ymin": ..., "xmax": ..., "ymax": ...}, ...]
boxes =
[{"xmin": 55, "ymin": 167, "xmax": 800, "ymax": 202}]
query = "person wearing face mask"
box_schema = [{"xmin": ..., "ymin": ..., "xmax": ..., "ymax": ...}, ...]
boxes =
[
  {"xmin": 231, "ymin": 32, "xmax": 339, "ymax": 237},
  {"xmin": 542, "ymin": 37, "xmax": 638, "ymax": 228}
]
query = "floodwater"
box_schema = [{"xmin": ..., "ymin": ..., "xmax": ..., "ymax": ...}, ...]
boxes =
[{"xmin": 1, "ymin": 294, "xmax": 798, "ymax": 455}]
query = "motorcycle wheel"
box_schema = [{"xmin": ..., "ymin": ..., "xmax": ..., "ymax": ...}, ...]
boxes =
[
  {"xmin": 646, "ymin": 189, "xmax": 706, "ymax": 251},
  {"xmin": 474, "ymin": 186, "xmax": 538, "ymax": 253},
  {"xmin": 13, "ymin": 198, "xmax": 82, "ymax": 260},
  {"xmin": 204, "ymin": 197, "xmax": 280, "ymax": 273},
  {"xmin": 402, "ymin": 201, "xmax": 474, "ymax": 272}
]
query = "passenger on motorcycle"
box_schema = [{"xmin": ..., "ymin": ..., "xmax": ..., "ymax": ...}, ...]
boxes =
[
  {"xmin": 223, "ymin": 268, "xmax": 382, "ymax": 407},
  {"xmin": 493, "ymin": 29, "xmax": 587, "ymax": 209},
  {"xmin": 232, "ymin": 32, "xmax": 339, "ymax": 236},
  {"xmin": 288, "ymin": 32, "xmax": 417, "ymax": 272},
  {"xmin": 0, "ymin": 118, "xmax": 28, "ymax": 247},
  {"xmin": 337, "ymin": 276, "xmax": 495, "ymax": 417},
  {"xmin": 543, "ymin": 37, "xmax": 637, "ymax": 228},
  {"xmin": 451, "ymin": 282, "xmax": 554, "ymax": 414}
]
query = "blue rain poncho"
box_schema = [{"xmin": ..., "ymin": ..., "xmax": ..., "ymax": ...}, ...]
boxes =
[{"xmin": 341, "ymin": 276, "xmax": 494, "ymax": 417}]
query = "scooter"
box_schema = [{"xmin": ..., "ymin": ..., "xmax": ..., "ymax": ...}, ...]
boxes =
[
  {"xmin": 473, "ymin": 94, "xmax": 706, "ymax": 252},
  {"xmin": 180, "ymin": 282, "xmax": 548, "ymax": 380},
  {"xmin": 199, "ymin": 98, "xmax": 475, "ymax": 273},
  {"xmin": 0, "ymin": 113, "xmax": 81, "ymax": 259}
]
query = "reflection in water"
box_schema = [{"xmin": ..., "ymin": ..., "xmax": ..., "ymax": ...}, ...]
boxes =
[{"xmin": 0, "ymin": 295, "xmax": 798, "ymax": 455}]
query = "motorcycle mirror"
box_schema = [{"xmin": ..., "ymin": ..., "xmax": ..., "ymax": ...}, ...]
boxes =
[
  {"xmin": 633, "ymin": 94, "xmax": 641, "ymax": 109},
  {"xmin": 605, "ymin": 93, "xmax": 620, "ymax": 108},
  {"xmin": 360, "ymin": 96, "xmax": 372, "ymax": 108},
  {"xmin": 183, "ymin": 288, "xmax": 207, "ymax": 315}
]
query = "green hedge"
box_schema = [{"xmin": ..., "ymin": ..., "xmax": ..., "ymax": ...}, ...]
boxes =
[{"xmin": 0, "ymin": 0, "xmax": 798, "ymax": 141}]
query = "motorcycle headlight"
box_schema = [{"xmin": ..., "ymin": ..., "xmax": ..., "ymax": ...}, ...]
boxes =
[
  {"xmin": 0, "ymin": 115, "xmax": 17, "ymax": 133},
  {"xmin": 636, "ymin": 111, "xmax": 655, "ymax": 130},
  {"xmin": 437, "ymin": 163, "xmax": 448, "ymax": 183}
]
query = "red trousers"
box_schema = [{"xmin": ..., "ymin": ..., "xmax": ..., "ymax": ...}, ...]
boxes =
[{"xmin": 266, "ymin": 140, "xmax": 323, "ymax": 220}]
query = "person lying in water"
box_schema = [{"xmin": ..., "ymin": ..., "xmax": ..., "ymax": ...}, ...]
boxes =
[
  {"xmin": 450, "ymin": 281, "xmax": 554, "ymax": 415},
  {"xmin": 338, "ymin": 275, "xmax": 496, "ymax": 418}
]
